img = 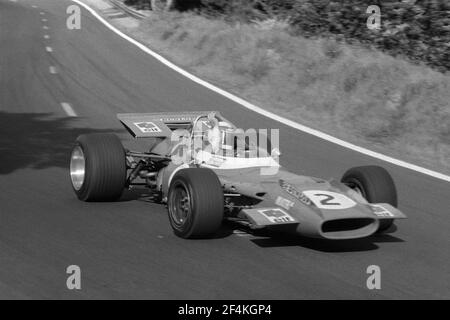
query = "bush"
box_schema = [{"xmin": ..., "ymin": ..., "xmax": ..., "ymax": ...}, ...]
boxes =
[{"xmin": 124, "ymin": 0, "xmax": 148, "ymax": 7}]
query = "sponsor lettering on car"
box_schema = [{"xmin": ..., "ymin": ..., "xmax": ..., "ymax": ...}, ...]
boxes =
[
  {"xmin": 279, "ymin": 179, "xmax": 312, "ymax": 206},
  {"xmin": 258, "ymin": 208, "xmax": 295, "ymax": 224},
  {"xmin": 134, "ymin": 122, "xmax": 162, "ymax": 133},
  {"xmin": 369, "ymin": 204, "xmax": 395, "ymax": 217},
  {"xmin": 275, "ymin": 196, "xmax": 294, "ymax": 210}
]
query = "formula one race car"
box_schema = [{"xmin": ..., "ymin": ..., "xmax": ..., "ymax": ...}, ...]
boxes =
[{"xmin": 69, "ymin": 111, "xmax": 406, "ymax": 240}]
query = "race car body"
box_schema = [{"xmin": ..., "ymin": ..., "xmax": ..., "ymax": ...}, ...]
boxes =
[
  {"xmin": 69, "ymin": 111, "xmax": 406, "ymax": 240},
  {"xmin": 214, "ymin": 168, "xmax": 404, "ymax": 240}
]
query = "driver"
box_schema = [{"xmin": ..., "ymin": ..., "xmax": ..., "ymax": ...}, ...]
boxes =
[{"xmin": 193, "ymin": 112, "xmax": 237, "ymax": 161}]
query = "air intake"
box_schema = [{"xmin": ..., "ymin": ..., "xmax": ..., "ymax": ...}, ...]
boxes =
[{"xmin": 321, "ymin": 218, "xmax": 377, "ymax": 239}]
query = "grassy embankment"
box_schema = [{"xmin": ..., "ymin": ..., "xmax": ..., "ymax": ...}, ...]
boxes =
[{"xmin": 115, "ymin": 9, "xmax": 450, "ymax": 174}]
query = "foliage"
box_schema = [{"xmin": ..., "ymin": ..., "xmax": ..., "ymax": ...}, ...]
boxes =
[{"xmin": 194, "ymin": 0, "xmax": 449, "ymax": 71}]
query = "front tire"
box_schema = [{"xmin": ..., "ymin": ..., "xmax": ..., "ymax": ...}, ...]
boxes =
[
  {"xmin": 70, "ymin": 133, "xmax": 126, "ymax": 201},
  {"xmin": 341, "ymin": 165, "xmax": 397, "ymax": 233},
  {"xmin": 168, "ymin": 168, "xmax": 224, "ymax": 239}
]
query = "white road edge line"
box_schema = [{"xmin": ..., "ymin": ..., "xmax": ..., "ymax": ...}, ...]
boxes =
[
  {"xmin": 72, "ymin": 0, "xmax": 450, "ymax": 183},
  {"xmin": 61, "ymin": 103, "xmax": 77, "ymax": 117},
  {"xmin": 107, "ymin": 11, "xmax": 126, "ymax": 17}
]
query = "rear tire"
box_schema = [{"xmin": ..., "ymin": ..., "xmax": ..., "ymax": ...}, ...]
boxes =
[
  {"xmin": 70, "ymin": 133, "xmax": 126, "ymax": 201},
  {"xmin": 341, "ymin": 166, "xmax": 397, "ymax": 233},
  {"xmin": 168, "ymin": 168, "xmax": 224, "ymax": 239}
]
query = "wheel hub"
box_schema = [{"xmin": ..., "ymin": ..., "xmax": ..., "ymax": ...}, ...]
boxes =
[
  {"xmin": 170, "ymin": 186, "xmax": 191, "ymax": 226},
  {"xmin": 70, "ymin": 146, "xmax": 85, "ymax": 191}
]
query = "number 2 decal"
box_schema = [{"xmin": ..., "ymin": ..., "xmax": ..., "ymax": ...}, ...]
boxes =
[
  {"xmin": 302, "ymin": 190, "xmax": 357, "ymax": 210},
  {"xmin": 314, "ymin": 193, "xmax": 341, "ymax": 206}
]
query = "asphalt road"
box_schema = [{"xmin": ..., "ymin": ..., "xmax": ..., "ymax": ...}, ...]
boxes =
[{"xmin": 1, "ymin": 0, "xmax": 449, "ymax": 299}]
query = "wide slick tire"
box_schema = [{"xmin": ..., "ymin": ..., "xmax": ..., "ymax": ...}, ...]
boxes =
[
  {"xmin": 70, "ymin": 133, "xmax": 126, "ymax": 202},
  {"xmin": 341, "ymin": 165, "xmax": 397, "ymax": 233},
  {"xmin": 168, "ymin": 168, "xmax": 224, "ymax": 239}
]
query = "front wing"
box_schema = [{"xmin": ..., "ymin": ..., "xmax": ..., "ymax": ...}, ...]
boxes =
[{"xmin": 241, "ymin": 203, "xmax": 406, "ymax": 228}]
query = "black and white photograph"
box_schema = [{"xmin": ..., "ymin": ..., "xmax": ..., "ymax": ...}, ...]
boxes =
[{"xmin": 0, "ymin": 0, "xmax": 449, "ymax": 305}]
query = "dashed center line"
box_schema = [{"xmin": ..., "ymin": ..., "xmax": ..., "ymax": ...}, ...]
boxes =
[
  {"xmin": 42, "ymin": 19, "xmax": 47, "ymax": 22},
  {"xmin": 40, "ymin": 12, "xmax": 45, "ymax": 15},
  {"xmin": 32, "ymin": 5, "xmax": 38, "ymax": 8},
  {"xmin": 61, "ymin": 103, "xmax": 77, "ymax": 117},
  {"xmin": 42, "ymin": 26, "xmax": 49, "ymax": 30},
  {"xmin": 44, "ymin": 35, "xmax": 50, "ymax": 39},
  {"xmin": 49, "ymin": 66, "xmax": 57, "ymax": 74},
  {"xmin": 45, "ymin": 47, "xmax": 53, "ymax": 53}
]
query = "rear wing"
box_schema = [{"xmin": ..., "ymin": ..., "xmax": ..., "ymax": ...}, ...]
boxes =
[
  {"xmin": 117, "ymin": 111, "xmax": 226, "ymax": 138},
  {"xmin": 117, "ymin": 114, "xmax": 173, "ymax": 138}
]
